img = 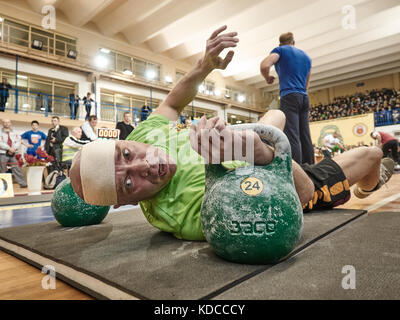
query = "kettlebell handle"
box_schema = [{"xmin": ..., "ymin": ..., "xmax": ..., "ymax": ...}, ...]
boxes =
[{"xmin": 230, "ymin": 123, "xmax": 291, "ymax": 160}]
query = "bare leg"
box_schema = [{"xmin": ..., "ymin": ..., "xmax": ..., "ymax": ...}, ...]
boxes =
[
  {"xmin": 257, "ymin": 110, "xmax": 314, "ymax": 204},
  {"xmin": 332, "ymin": 146, "xmax": 382, "ymax": 191}
]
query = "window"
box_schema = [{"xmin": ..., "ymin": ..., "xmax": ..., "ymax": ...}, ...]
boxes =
[
  {"xmin": 226, "ymin": 86, "xmax": 248, "ymax": 104},
  {"xmin": 1, "ymin": 16, "xmax": 77, "ymax": 59},
  {"xmin": 5, "ymin": 19, "xmax": 29, "ymax": 48},
  {"xmin": 116, "ymin": 53, "xmax": 132, "ymax": 73},
  {"xmin": 176, "ymin": 71, "xmax": 186, "ymax": 83},
  {"xmin": 183, "ymin": 105, "xmax": 216, "ymax": 119},
  {"xmin": 100, "ymin": 90, "xmax": 160, "ymax": 124},
  {"xmin": 101, "ymin": 49, "xmax": 162, "ymax": 81}
]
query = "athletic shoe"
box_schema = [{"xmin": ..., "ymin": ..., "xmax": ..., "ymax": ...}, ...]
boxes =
[
  {"xmin": 376, "ymin": 157, "xmax": 395, "ymax": 189},
  {"xmin": 353, "ymin": 157, "xmax": 394, "ymax": 199}
]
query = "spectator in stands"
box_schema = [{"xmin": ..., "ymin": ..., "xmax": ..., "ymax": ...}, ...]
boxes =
[
  {"xmin": 35, "ymin": 93, "xmax": 43, "ymax": 111},
  {"xmin": 62, "ymin": 127, "xmax": 89, "ymax": 167},
  {"xmin": 21, "ymin": 121, "xmax": 47, "ymax": 157},
  {"xmin": 81, "ymin": 115, "xmax": 98, "ymax": 142},
  {"xmin": 83, "ymin": 92, "xmax": 94, "ymax": 120},
  {"xmin": 74, "ymin": 95, "xmax": 80, "ymax": 119},
  {"xmin": 0, "ymin": 119, "xmax": 27, "ymax": 187},
  {"xmin": 309, "ymin": 88, "xmax": 399, "ymax": 123},
  {"xmin": 116, "ymin": 112, "xmax": 134, "ymax": 140},
  {"xmin": 141, "ymin": 103, "xmax": 152, "ymax": 122},
  {"xmin": 69, "ymin": 93, "xmax": 80, "ymax": 120},
  {"xmin": 0, "ymin": 78, "xmax": 12, "ymax": 112},
  {"xmin": 44, "ymin": 116, "xmax": 69, "ymax": 172},
  {"xmin": 371, "ymin": 131, "xmax": 400, "ymax": 169}
]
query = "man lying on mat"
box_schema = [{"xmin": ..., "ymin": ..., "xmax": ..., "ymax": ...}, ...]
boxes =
[{"xmin": 69, "ymin": 26, "xmax": 394, "ymax": 241}]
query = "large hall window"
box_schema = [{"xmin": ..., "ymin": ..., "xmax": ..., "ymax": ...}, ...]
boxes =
[
  {"xmin": 0, "ymin": 16, "xmax": 77, "ymax": 59},
  {"xmin": 100, "ymin": 90, "xmax": 160, "ymax": 124}
]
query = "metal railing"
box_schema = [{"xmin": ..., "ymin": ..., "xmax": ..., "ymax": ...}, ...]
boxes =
[
  {"xmin": 100, "ymin": 102, "xmax": 153, "ymax": 126},
  {"xmin": 374, "ymin": 109, "xmax": 400, "ymax": 127}
]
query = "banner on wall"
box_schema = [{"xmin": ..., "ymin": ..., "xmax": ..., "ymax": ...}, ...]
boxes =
[
  {"xmin": 309, "ymin": 114, "xmax": 374, "ymax": 147},
  {"xmin": 0, "ymin": 173, "xmax": 14, "ymax": 198}
]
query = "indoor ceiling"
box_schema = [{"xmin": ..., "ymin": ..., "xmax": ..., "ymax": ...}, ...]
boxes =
[{"xmin": 21, "ymin": 0, "xmax": 400, "ymax": 92}]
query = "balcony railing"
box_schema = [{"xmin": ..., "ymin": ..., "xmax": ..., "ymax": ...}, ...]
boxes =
[
  {"xmin": 3, "ymin": 88, "xmax": 154, "ymax": 125},
  {"xmin": 374, "ymin": 109, "xmax": 400, "ymax": 127}
]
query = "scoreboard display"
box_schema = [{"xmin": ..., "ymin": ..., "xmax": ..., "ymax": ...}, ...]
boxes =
[{"xmin": 97, "ymin": 128, "xmax": 120, "ymax": 140}]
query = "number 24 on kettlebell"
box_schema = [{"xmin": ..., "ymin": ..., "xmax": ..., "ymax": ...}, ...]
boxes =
[{"xmin": 241, "ymin": 177, "xmax": 263, "ymax": 196}]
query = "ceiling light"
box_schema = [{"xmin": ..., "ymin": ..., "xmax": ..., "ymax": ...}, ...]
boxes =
[
  {"xmin": 238, "ymin": 95, "xmax": 245, "ymax": 103},
  {"xmin": 123, "ymin": 69, "xmax": 133, "ymax": 76},
  {"xmin": 214, "ymin": 89, "xmax": 221, "ymax": 96},
  {"xmin": 146, "ymin": 70, "xmax": 156, "ymax": 80},
  {"xmin": 17, "ymin": 75, "xmax": 28, "ymax": 79},
  {"xmin": 231, "ymin": 115, "xmax": 236, "ymax": 119},
  {"xmin": 225, "ymin": 93, "xmax": 231, "ymax": 99},
  {"xmin": 100, "ymin": 48, "xmax": 110, "ymax": 54},
  {"xmin": 198, "ymin": 84, "xmax": 205, "ymax": 93},
  {"xmin": 67, "ymin": 49, "xmax": 77, "ymax": 59},
  {"xmin": 31, "ymin": 39, "xmax": 43, "ymax": 50},
  {"xmin": 165, "ymin": 75, "xmax": 173, "ymax": 83},
  {"xmin": 94, "ymin": 54, "xmax": 109, "ymax": 69}
]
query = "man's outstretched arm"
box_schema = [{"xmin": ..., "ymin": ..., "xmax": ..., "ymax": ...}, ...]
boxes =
[
  {"xmin": 153, "ymin": 26, "xmax": 239, "ymax": 121},
  {"xmin": 260, "ymin": 53, "xmax": 279, "ymax": 84}
]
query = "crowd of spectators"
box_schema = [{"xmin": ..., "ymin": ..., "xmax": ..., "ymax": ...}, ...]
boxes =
[{"xmin": 309, "ymin": 88, "xmax": 400, "ymax": 122}]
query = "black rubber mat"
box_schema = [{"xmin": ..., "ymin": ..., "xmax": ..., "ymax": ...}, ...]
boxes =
[
  {"xmin": 0, "ymin": 208, "xmax": 366, "ymax": 300},
  {"xmin": 214, "ymin": 212, "xmax": 400, "ymax": 300}
]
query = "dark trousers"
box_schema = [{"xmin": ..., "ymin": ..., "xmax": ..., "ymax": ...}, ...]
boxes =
[
  {"xmin": 382, "ymin": 139, "xmax": 399, "ymax": 163},
  {"xmin": 85, "ymin": 104, "xmax": 91, "ymax": 120},
  {"xmin": 0, "ymin": 96, "xmax": 8, "ymax": 112},
  {"xmin": 280, "ymin": 92, "xmax": 314, "ymax": 165},
  {"xmin": 47, "ymin": 146, "xmax": 63, "ymax": 172},
  {"xmin": 70, "ymin": 103, "xmax": 79, "ymax": 119}
]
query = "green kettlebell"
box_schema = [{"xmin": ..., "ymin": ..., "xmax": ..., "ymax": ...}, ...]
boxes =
[
  {"xmin": 201, "ymin": 123, "xmax": 303, "ymax": 264},
  {"xmin": 51, "ymin": 178, "xmax": 110, "ymax": 227}
]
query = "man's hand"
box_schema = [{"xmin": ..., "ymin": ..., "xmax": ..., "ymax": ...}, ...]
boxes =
[
  {"xmin": 199, "ymin": 25, "xmax": 239, "ymax": 73},
  {"xmin": 266, "ymin": 75, "xmax": 275, "ymax": 84},
  {"xmin": 190, "ymin": 116, "xmax": 232, "ymax": 164},
  {"xmin": 8, "ymin": 147, "xmax": 15, "ymax": 154},
  {"xmin": 154, "ymin": 26, "xmax": 238, "ymax": 121},
  {"xmin": 189, "ymin": 116, "xmax": 274, "ymax": 165},
  {"xmin": 50, "ymin": 137, "xmax": 56, "ymax": 143}
]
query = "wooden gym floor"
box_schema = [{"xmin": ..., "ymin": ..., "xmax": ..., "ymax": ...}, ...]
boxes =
[{"xmin": 0, "ymin": 174, "xmax": 399, "ymax": 300}]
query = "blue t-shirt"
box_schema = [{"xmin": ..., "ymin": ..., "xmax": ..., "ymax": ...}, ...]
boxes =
[
  {"xmin": 21, "ymin": 130, "xmax": 47, "ymax": 156},
  {"xmin": 271, "ymin": 45, "xmax": 312, "ymax": 98}
]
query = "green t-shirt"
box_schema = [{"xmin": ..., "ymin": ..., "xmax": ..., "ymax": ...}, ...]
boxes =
[
  {"xmin": 127, "ymin": 114, "xmax": 207, "ymax": 240},
  {"xmin": 127, "ymin": 114, "xmax": 244, "ymax": 240}
]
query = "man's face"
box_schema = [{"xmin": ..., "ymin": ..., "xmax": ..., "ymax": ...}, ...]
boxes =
[
  {"xmin": 52, "ymin": 118, "xmax": 59, "ymax": 127},
  {"xmin": 90, "ymin": 119, "xmax": 97, "ymax": 128},
  {"xmin": 70, "ymin": 140, "xmax": 177, "ymax": 206},
  {"xmin": 114, "ymin": 140, "xmax": 177, "ymax": 205},
  {"xmin": 2, "ymin": 119, "xmax": 11, "ymax": 129},
  {"xmin": 73, "ymin": 128, "xmax": 82, "ymax": 139},
  {"xmin": 32, "ymin": 123, "xmax": 39, "ymax": 131},
  {"xmin": 124, "ymin": 114, "xmax": 131, "ymax": 123}
]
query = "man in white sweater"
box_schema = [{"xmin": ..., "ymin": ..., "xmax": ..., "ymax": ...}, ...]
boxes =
[{"xmin": 0, "ymin": 119, "xmax": 27, "ymax": 187}]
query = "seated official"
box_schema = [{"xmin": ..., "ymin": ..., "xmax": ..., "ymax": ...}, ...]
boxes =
[{"xmin": 62, "ymin": 127, "xmax": 90, "ymax": 166}]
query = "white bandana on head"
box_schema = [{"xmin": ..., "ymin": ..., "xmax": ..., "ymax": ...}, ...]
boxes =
[{"xmin": 79, "ymin": 139, "xmax": 118, "ymax": 206}]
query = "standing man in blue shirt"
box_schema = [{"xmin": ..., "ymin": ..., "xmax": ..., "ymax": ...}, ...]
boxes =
[
  {"xmin": 21, "ymin": 120, "xmax": 47, "ymax": 157},
  {"xmin": 260, "ymin": 32, "xmax": 313, "ymax": 164}
]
